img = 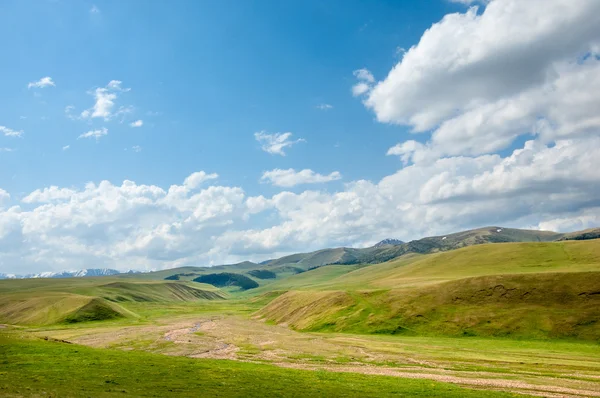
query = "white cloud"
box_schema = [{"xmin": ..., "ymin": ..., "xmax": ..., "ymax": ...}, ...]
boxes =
[
  {"xmin": 387, "ymin": 58, "xmax": 600, "ymax": 165},
  {"xmin": 22, "ymin": 187, "xmax": 76, "ymax": 204},
  {"xmin": 316, "ymin": 104, "xmax": 333, "ymax": 110},
  {"xmin": 0, "ymin": 148, "xmax": 14, "ymax": 152},
  {"xmin": 183, "ymin": 171, "xmax": 218, "ymax": 190},
  {"xmin": 352, "ymin": 82, "xmax": 371, "ymax": 97},
  {"xmin": 62, "ymin": 145, "xmax": 70, "ymax": 151},
  {"xmin": 538, "ymin": 208, "xmax": 600, "ymax": 232},
  {"xmin": 362, "ymin": 0, "xmax": 600, "ymax": 132},
  {"xmin": 27, "ymin": 77, "xmax": 55, "ymax": 89},
  {"xmin": 254, "ymin": 131, "xmax": 305, "ymax": 156},
  {"xmin": 0, "ymin": 126, "xmax": 23, "ymax": 138},
  {"xmin": 130, "ymin": 120, "xmax": 143, "ymax": 127},
  {"xmin": 261, "ymin": 169, "xmax": 342, "ymax": 187},
  {"xmin": 78, "ymin": 127, "xmax": 108, "ymax": 140},
  {"xmin": 353, "ymin": 68, "xmax": 375, "ymax": 83},
  {"xmin": 132, "ymin": 145, "xmax": 142, "ymax": 153},
  {"xmin": 80, "ymin": 81, "xmax": 131, "ymax": 121},
  {"xmin": 0, "ymin": 136, "xmax": 598, "ymax": 275},
  {"xmin": 352, "ymin": 68, "xmax": 375, "ymax": 97}
]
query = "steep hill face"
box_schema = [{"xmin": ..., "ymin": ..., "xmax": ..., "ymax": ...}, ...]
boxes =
[{"xmin": 257, "ymin": 271, "xmax": 600, "ymax": 341}]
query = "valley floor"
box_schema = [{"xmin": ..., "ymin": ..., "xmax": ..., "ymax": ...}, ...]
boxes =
[{"xmin": 11, "ymin": 313, "xmax": 600, "ymax": 398}]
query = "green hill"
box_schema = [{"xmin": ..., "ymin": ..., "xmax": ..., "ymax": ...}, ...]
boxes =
[
  {"xmin": 0, "ymin": 279, "xmax": 225, "ymax": 326},
  {"xmin": 0, "ymin": 293, "xmax": 133, "ymax": 326},
  {"xmin": 257, "ymin": 271, "xmax": 600, "ymax": 340},
  {"xmin": 256, "ymin": 239, "xmax": 600, "ymax": 341}
]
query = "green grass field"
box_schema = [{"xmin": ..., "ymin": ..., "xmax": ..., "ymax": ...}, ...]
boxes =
[
  {"xmin": 1, "ymin": 239, "xmax": 600, "ymax": 396},
  {"xmin": 0, "ymin": 334, "xmax": 517, "ymax": 397}
]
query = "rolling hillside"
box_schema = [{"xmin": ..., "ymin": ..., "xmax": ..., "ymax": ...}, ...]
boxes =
[
  {"xmin": 2, "ymin": 226, "xmax": 599, "ymax": 339},
  {"xmin": 142, "ymin": 226, "xmax": 592, "ymax": 290},
  {"xmin": 0, "ymin": 279, "xmax": 225, "ymax": 326},
  {"xmin": 257, "ymin": 271, "xmax": 600, "ymax": 340},
  {"xmin": 256, "ymin": 239, "xmax": 600, "ymax": 340}
]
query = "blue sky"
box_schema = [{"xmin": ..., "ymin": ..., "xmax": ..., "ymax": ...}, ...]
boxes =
[
  {"xmin": 0, "ymin": 0, "xmax": 457, "ymax": 197},
  {"xmin": 1, "ymin": 0, "xmax": 600, "ymax": 274}
]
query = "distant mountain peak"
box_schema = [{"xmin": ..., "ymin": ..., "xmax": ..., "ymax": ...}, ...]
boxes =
[
  {"xmin": 373, "ymin": 238, "xmax": 404, "ymax": 248},
  {"xmin": 0, "ymin": 268, "xmax": 123, "ymax": 280}
]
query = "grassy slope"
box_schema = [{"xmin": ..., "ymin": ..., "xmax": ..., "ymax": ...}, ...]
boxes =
[
  {"xmin": 0, "ymin": 279, "xmax": 225, "ymax": 326},
  {"xmin": 371, "ymin": 240, "xmax": 600, "ymax": 288},
  {"xmin": 0, "ymin": 293, "xmax": 132, "ymax": 326},
  {"xmin": 259, "ymin": 272, "xmax": 600, "ymax": 339},
  {"xmin": 257, "ymin": 240, "xmax": 600, "ymax": 340},
  {"xmin": 0, "ymin": 334, "xmax": 514, "ymax": 398}
]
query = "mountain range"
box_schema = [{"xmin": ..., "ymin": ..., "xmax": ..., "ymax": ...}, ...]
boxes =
[
  {"xmin": 3, "ymin": 226, "xmax": 599, "ymax": 281},
  {"xmin": 131, "ymin": 225, "xmax": 600, "ymax": 282},
  {"xmin": 0, "ymin": 268, "xmax": 140, "ymax": 280}
]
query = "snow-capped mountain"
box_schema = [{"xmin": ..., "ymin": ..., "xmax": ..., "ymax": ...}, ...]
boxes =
[
  {"xmin": 0, "ymin": 268, "xmax": 129, "ymax": 280},
  {"xmin": 70, "ymin": 269, "xmax": 122, "ymax": 277},
  {"xmin": 372, "ymin": 238, "xmax": 404, "ymax": 248}
]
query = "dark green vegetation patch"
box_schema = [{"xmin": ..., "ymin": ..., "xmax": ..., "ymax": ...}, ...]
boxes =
[
  {"xmin": 194, "ymin": 272, "xmax": 259, "ymax": 290},
  {"xmin": 248, "ymin": 269, "xmax": 277, "ymax": 279}
]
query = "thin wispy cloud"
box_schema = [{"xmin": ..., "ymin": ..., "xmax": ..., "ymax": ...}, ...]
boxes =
[
  {"xmin": 0, "ymin": 126, "xmax": 23, "ymax": 138},
  {"xmin": 62, "ymin": 145, "xmax": 70, "ymax": 151},
  {"xmin": 78, "ymin": 127, "xmax": 108, "ymax": 140},
  {"xmin": 27, "ymin": 76, "xmax": 55, "ymax": 89},
  {"xmin": 254, "ymin": 131, "xmax": 305, "ymax": 156},
  {"xmin": 261, "ymin": 168, "xmax": 342, "ymax": 187},
  {"xmin": 65, "ymin": 105, "xmax": 78, "ymax": 120},
  {"xmin": 316, "ymin": 104, "xmax": 333, "ymax": 110},
  {"xmin": 132, "ymin": 145, "xmax": 142, "ymax": 152},
  {"xmin": 130, "ymin": 120, "xmax": 143, "ymax": 128}
]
